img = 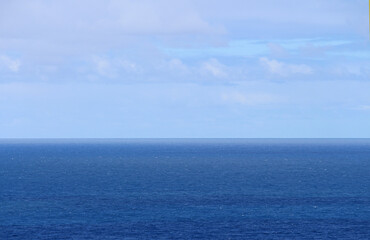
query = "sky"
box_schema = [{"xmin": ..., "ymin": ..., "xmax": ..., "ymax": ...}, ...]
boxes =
[{"xmin": 0, "ymin": 0, "xmax": 370, "ymax": 138}]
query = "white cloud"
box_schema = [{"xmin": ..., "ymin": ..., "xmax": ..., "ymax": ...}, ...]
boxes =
[
  {"xmin": 0, "ymin": 0, "xmax": 365, "ymax": 42},
  {"xmin": 221, "ymin": 91, "xmax": 277, "ymax": 105},
  {"xmin": 331, "ymin": 63, "xmax": 370, "ymax": 78},
  {"xmin": 114, "ymin": 0, "xmax": 221, "ymax": 35},
  {"xmin": 267, "ymin": 43, "xmax": 289, "ymax": 58},
  {"xmin": 92, "ymin": 56, "xmax": 141, "ymax": 78},
  {"xmin": 355, "ymin": 105, "xmax": 370, "ymax": 111},
  {"xmin": 201, "ymin": 58, "xmax": 227, "ymax": 78},
  {"xmin": 259, "ymin": 57, "xmax": 313, "ymax": 76},
  {"xmin": 118, "ymin": 60, "xmax": 141, "ymax": 73},
  {"xmin": 0, "ymin": 0, "xmax": 366, "ymax": 85},
  {"xmin": 0, "ymin": 55, "xmax": 21, "ymax": 72},
  {"xmin": 194, "ymin": 0, "xmax": 367, "ymax": 37},
  {"xmin": 168, "ymin": 59, "xmax": 189, "ymax": 73},
  {"xmin": 92, "ymin": 56, "xmax": 114, "ymax": 78},
  {"xmin": 0, "ymin": 0, "xmax": 222, "ymax": 40}
]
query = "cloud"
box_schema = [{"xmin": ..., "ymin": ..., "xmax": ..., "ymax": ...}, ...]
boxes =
[
  {"xmin": 299, "ymin": 43, "xmax": 328, "ymax": 58},
  {"xmin": 114, "ymin": 0, "xmax": 222, "ymax": 35},
  {"xmin": 194, "ymin": 0, "xmax": 368, "ymax": 37},
  {"xmin": 118, "ymin": 60, "xmax": 141, "ymax": 73},
  {"xmin": 0, "ymin": 55, "xmax": 21, "ymax": 72},
  {"xmin": 92, "ymin": 56, "xmax": 115, "ymax": 78},
  {"xmin": 221, "ymin": 91, "xmax": 278, "ymax": 106},
  {"xmin": 201, "ymin": 58, "xmax": 227, "ymax": 78},
  {"xmin": 92, "ymin": 56, "xmax": 141, "ymax": 79},
  {"xmin": 331, "ymin": 62, "xmax": 370, "ymax": 78},
  {"xmin": 268, "ymin": 43, "xmax": 289, "ymax": 58},
  {"xmin": 0, "ymin": 0, "xmax": 222, "ymax": 40},
  {"xmin": 167, "ymin": 59, "xmax": 189, "ymax": 73},
  {"xmin": 259, "ymin": 57, "xmax": 313, "ymax": 76},
  {"xmin": 355, "ymin": 105, "xmax": 370, "ymax": 111},
  {"xmin": 0, "ymin": 0, "xmax": 367, "ymax": 86}
]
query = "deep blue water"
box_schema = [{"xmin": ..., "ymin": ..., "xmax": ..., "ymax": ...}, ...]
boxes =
[{"xmin": 1, "ymin": 139, "xmax": 370, "ymax": 239}]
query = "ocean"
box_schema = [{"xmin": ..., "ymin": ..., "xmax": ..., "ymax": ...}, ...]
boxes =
[{"xmin": 0, "ymin": 139, "xmax": 369, "ymax": 239}]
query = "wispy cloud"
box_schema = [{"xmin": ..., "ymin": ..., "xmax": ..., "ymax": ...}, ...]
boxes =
[
  {"xmin": 0, "ymin": 55, "xmax": 21, "ymax": 72},
  {"xmin": 201, "ymin": 58, "xmax": 227, "ymax": 78},
  {"xmin": 331, "ymin": 62, "xmax": 370, "ymax": 78},
  {"xmin": 91, "ymin": 56, "xmax": 141, "ymax": 79},
  {"xmin": 221, "ymin": 91, "xmax": 278, "ymax": 106},
  {"xmin": 355, "ymin": 105, "xmax": 370, "ymax": 111},
  {"xmin": 1, "ymin": 0, "xmax": 370, "ymax": 137},
  {"xmin": 167, "ymin": 59, "xmax": 189, "ymax": 73},
  {"xmin": 0, "ymin": 0, "xmax": 223, "ymax": 40},
  {"xmin": 259, "ymin": 57, "xmax": 313, "ymax": 76},
  {"xmin": 92, "ymin": 56, "xmax": 114, "ymax": 78}
]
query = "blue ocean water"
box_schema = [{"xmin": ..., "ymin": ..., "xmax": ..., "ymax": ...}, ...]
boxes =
[{"xmin": 0, "ymin": 139, "xmax": 370, "ymax": 239}]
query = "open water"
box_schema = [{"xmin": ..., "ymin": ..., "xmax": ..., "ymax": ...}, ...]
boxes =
[{"xmin": 0, "ymin": 139, "xmax": 369, "ymax": 239}]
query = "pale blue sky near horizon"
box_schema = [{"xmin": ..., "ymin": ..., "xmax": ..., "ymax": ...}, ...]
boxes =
[{"xmin": 1, "ymin": 0, "xmax": 370, "ymax": 138}]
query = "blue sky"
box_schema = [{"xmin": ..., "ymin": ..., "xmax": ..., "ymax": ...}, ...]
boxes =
[{"xmin": 0, "ymin": 0, "xmax": 370, "ymax": 138}]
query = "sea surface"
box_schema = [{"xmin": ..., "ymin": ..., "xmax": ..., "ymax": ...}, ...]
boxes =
[{"xmin": 0, "ymin": 139, "xmax": 370, "ymax": 239}]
